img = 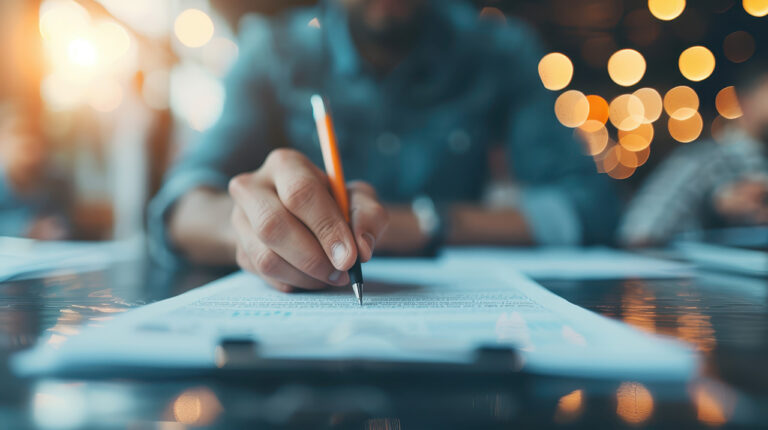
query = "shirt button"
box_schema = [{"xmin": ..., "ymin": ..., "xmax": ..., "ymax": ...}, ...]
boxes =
[
  {"xmin": 448, "ymin": 129, "xmax": 471, "ymax": 153},
  {"xmin": 377, "ymin": 132, "xmax": 401, "ymax": 155}
]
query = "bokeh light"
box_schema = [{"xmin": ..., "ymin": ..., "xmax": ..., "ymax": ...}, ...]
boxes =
[
  {"xmin": 479, "ymin": 6, "xmax": 507, "ymax": 23},
  {"xmin": 92, "ymin": 21, "xmax": 131, "ymax": 65},
  {"xmin": 582, "ymin": 95, "xmax": 610, "ymax": 131},
  {"xmin": 679, "ymin": 46, "xmax": 715, "ymax": 82},
  {"xmin": 619, "ymin": 123, "xmax": 654, "ymax": 151},
  {"xmin": 575, "ymin": 123, "xmax": 610, "ymax": 155},
  {"xmin": 596, "ymin": 143, "xmax": 620, "ymax": 173},
  {"xmin": 648, "ymin": 0, "xmax": 686, "ymax": 21},
  {"xmin": 39, "ymin": 0, "xmax": 90, "ymax": 41},
  {"xmin": 609, "ymin": 94, "xmax": 646, "ymax": 131},
  {"xmin": 607, "ymin": 49, "xmax": 646, "ymax": 87},
  {"xmin": 554, "ymin": 90, "xmax": 590, "ymax": 128},
  {"xmin": 307, "ymin": 17, "xmax": 321, "ymax": 28},
  {"xmin": 633, "ymin": 87, "xmax": 663, "ymax": 123},
  {"xmin": 538, "ymin": 53, "xmax": 574, "ymax": 91},
  {"xmin": 715, "ymin": 86, "xmax": 743, "ymax": 119},
  {"xmin": 723, "ymin": 31, "xmax": 755, "ymax": 63},
  {"xmin": 743, "ymin": 0, "xmax": 768, "ymax": 16},
  {"xmin": 664, "ymin": 85, "xmax": 699, "ymax": 120},
  {"xmin": 88, "ymin": 80, "xmax": 123, "ymax": 112},
  {"xmin": 668, "ymin": 111, "xmax": 703, "ymax": 143},
  {"xmin": 616, "ymin": 382, "xmax": 654, "ymax": 424},
  {"xmin": 67, "ymin": 38, "xmax": 97, "ymax": 67},
  {"xmin": 174, "ymin": 9, "xmax": 215, "ymax": 48}
]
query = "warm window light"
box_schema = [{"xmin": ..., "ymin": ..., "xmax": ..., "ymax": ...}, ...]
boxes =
[
  {"xmin": 619, "ymin": 123, "xmax": 654, "ymax": 151},
  {"xmin": 632, "ymin": 88, "xmax": 663, "ymax": 123},
  {"xmin": 609, "ymin": 94, "xmax": 646, "ymax": 131},
  {"xmin": 607, "ymin": 49, "xmax": 646, "ymax": 87},
  {"xmin": 743, "ymin": 0, "xmax": 768, "ymax": 17},
  {"xmin": 648, "ymin": 0, "xmax": 686, "ymax": 21},
  {"xmin": 664, "ymin": 86, "xmax": 699, "ymax": 120},
  {"xmin": 174, "ymin": 9, "xmax": 215, "ymax": 48},
  {"xmin": 554, "ymin": 90, "xmax": 590, "ymax": 128},
  {"xmin": 538, "ymin": 53, "xmax": 574, "ymax": 91},
  {"xmin": 679, "ymin": 46, "xmax": 715, "ymax": 82},
  {"xmin": 668, "ymin": 111, "xmax": 703, "ymax": 143},
  {"xmin": 67, "ymin": 38, "xmax": 97, "ymax": 67},
  {"xmin": 715, "ymin": 86, "xmax": 743, "ymax": 119},
  {"xmin": 723, "ymin": 31, "xmax": 755, "ymax": 64}
]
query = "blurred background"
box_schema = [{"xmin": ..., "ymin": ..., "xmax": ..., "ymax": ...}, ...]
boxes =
[{"xmin": 0, "ymin": 0, "xmax": 765, "ymax": 241}]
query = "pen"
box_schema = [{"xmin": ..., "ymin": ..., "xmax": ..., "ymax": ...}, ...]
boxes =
[{"xmin": 310, "ymin": 94, "xmax": 365, "ymax": 306}]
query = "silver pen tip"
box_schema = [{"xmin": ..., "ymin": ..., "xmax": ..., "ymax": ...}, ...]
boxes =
[{"xmin": 352, "ymin": 282, "xmax": 363, "ymax": 306}]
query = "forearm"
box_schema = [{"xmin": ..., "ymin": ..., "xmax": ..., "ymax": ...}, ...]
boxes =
[{"xmin": 168, "ymin": 187, "xmax": 238, "ymax": 266}]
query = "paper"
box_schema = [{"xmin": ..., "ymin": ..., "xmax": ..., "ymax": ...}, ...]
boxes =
[
  {"xmin": 440, "ymin": 247, "xmax": 693, "ymax": 280},
  {"xmin": 0, "ymin": 236, "xmax": 142, "ymax": 282},
  {"xmin": 674, "ymin": 241, "xmax": 768, "ymax": 277},
  {"xmin": 14, "ymin": 259, "xmax": 697, "ymax": 381}
]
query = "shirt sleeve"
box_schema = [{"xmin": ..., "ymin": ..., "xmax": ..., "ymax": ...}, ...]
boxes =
[
  {"xmin": 148, "ymin": 15, "xmax": 282, "ymax": 266},
  {"xmin": 496, "ymin": 20, "xmax": 621, "ymax": 246}
]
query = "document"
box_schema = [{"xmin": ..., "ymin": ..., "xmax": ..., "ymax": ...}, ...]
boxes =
[
  {"xmin": 440, "ymin": 247, "xmax": 693, "ymax": 280},
  {"xmin": 15, "ymin": 259, "xmax": 697, "ymax": 381},
  {"xmin": 0, "ymin": 236, "xmax": 142, "ymax": 282}
]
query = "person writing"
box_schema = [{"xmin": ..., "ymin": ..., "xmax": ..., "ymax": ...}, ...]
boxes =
[{"xmin": 150, "ymin": 0, "xmax": 619, "ymax": 292}]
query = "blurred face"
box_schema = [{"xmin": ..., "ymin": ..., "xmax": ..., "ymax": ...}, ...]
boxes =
[{"xmin": 341, "ymin": 0, "xmax": 426, "ymax": 36}]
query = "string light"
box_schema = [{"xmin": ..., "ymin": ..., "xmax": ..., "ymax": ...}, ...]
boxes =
[
  {"xmin": 608, "ymin": 49, "xmax": 646, "ymax": 87},
  {"xmin": 633, "ymin": 88, "xmax": 663, "ymax": 123},
  {"xmin": 743, "ymin": 0, "xmax": 768, "ymax": 17},
  {"xmin": 648, "ymin": 0, "xmax": 686, "ymax": 21},
  {"xmin": 668, "ymin": 111, "xmax": 703, "ymax": 143},
  {"xmin": 619, "ymin": 123, "xmax": 654, "ymax": 151},
  {"xmin": 664, "ymin": 86, "xmax": 699, "ymax": 120},
  {"xmin": 609, "ymin": 94, "xmax": 646, "ymax": 131},
  {"xmin": 679, "ymin": 46, "xmax": 715, "ymax": 82},
  {"xmin": 554, "ymin": 90, "xmax": 590, "ymax": 128},
  {"xmin": 715, "ymin": 86, "xmax": 743, "ymax": 119},
  {"xmin": 538, "ymin": 53, "xmax": 574, "ymax": 91}
]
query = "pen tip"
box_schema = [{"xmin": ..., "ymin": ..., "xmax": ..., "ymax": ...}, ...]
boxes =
[{"xmin": 352, "ymin": 282, "xmax": 363, "ymax": 306}]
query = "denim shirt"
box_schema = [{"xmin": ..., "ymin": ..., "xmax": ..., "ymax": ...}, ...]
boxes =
[{"xmin": 149, "ymin": 0, "xmax": 620, "ymax": 264}]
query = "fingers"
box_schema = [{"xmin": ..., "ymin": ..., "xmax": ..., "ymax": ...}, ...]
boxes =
[
  {"xmin": 348, "ymin": 181, "xmax": 390, "ymax": 262},
  {"xmin": 267, "ymin": 150, "xmax": 358, "ymax": 270},
  {"xmin": 229, "ymin": 179, "xmax": 348, "ymax": 287}
]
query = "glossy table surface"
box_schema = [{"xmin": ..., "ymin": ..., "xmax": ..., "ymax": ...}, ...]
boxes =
[{"xmin": 0, "ymin": 251, "xmax": 766, "ymax": 429}]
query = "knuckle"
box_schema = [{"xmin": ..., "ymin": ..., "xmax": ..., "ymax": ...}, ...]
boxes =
[
  {"xmin": 253, "ymin": 250, "xmax": 282, "ymax": 277},
  {"xmin": 266, "ymin": 148, "xmax": 300, "ymax": 167},
  {"xmin": 283, "ymin": 176, "xmax": 319, "ymax": 212},
  {"xmin": 254, "ymin": 209, "xmax": 288, "ymax": 244},
  {"xmin": 228, "ymin": 173, "xmax": 249, "ymax": 197}
]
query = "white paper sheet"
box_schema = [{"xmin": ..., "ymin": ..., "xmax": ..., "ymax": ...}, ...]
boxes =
[
  {"xmin": 0, "ymin": 236, "xmax": 142, "ymax": 282},
  {"xmin": 440, "ymin": 247, "xmax": 693, "ymax": 280},
  {"xmin": 14, "ymin": 260, "xmax": 697, "ymax": 381}
]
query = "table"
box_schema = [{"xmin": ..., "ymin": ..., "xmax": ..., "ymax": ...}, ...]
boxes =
[{"xmin": 1, "ymin": 252, "xmax": 766, "ymax": 429}]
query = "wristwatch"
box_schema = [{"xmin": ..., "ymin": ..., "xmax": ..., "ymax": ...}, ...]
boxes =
[{"xmin": 411, "ymin": 195, "xmax": 447, "ymax": 257}]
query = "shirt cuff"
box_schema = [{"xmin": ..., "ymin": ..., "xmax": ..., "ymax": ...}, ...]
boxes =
[
  {"xmin": 518, "ymin": 187, "xmax": 583, "ymax": 246},
  {"xmin": 148, "ymin": 169, "xmax": 230, "ymax": 267}
]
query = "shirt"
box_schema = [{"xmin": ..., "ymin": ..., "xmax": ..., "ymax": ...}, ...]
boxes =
[
  {"xmin": 149, "ymin": 0, "xmax": 620, "ymax": 264},
  {"xmin": 618, "ymin": 128, "xmax": 768, "ymax": 245}
]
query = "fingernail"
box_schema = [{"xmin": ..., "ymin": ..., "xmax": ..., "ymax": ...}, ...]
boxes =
[
  {"xmin": 328, "ymin": 270, "xmax": 343, "ymax": 283},
  {"xmin": 362, "ymin": 233, "xmax": 376, "ymax": 259},
  {"xmin": 331, "ymin": 242, "xmax": 347, "ymax": 268}
]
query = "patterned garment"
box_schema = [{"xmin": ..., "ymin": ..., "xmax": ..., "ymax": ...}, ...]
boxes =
[{"xmin": 619, "ymin": 128, "xmax": 768, "ymax": 246}]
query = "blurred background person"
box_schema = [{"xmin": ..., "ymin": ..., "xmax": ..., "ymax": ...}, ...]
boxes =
[
  {"xmin": 619, "ymin": 58, "xmax": 768, "ymax": 247},
  {"xmin": 149, "ymin": 0, "xmax": 620, "ymax": 291}
]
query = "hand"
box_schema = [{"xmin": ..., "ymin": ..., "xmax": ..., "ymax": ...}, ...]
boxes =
[
  {"xmin": 713, "ymin": 178, "xmax": 768, "ymax": 225},
  {"xmin": 228, "ymin": 149, "xmax": 389, "ymax": 292}
]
